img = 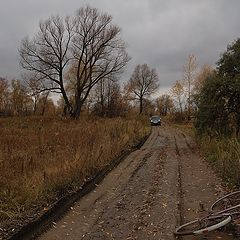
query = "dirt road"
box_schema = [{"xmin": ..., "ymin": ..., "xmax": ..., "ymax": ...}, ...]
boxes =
[{"xmin": 39, "ymin": 126, "xmax": 235, "ymax": 240}]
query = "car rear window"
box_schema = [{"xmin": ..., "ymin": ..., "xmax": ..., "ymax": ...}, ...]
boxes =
[{"xmin": 151, "ymin": 116, "xmax": 160, "ymax": 120}]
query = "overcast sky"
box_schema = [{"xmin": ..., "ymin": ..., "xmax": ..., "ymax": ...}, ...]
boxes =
[{"xmin": 0, "ymin": 0, "xmax": 239, "ymax": 93}]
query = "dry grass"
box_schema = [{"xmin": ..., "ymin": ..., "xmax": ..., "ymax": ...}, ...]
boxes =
[
  {"xmin": 0, "ymin": 116, "xmax": 150, "ymax": 226},
  {"xmin": 198, "ymin": 135, "xmax": 240, "ymax": 187},
  {"xmin": 172, "ymin": 122, "xmax": 240, "ymax": 187},
  {"xmin": 171, "ymin": 122, "xmax": 195, "ymax": 137}
]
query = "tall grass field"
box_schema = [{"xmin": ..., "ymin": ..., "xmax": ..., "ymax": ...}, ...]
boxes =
[{"xmin": 0, "ymin": 116, "xmax": 150, "ymax": 233}]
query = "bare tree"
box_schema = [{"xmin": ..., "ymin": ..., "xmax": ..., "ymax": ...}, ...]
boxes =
[
  {"xmin": 142, "ymin": 99, "xmax": 155, "ymax": 116},
  {"xmin": 183, "ymin": 54, "xmax": 197, "ymax": 120},
  {"xmin": 19, "ymin": 15, "xmax": 74, "ymax": 114},
  {"xmin": 70, "ymin": 6, "xmax": 129, "ymax": 118},
  {"xmin": 125, "ymin": 64, "xmax": 159, "ymax": 114},
  {"xmin": 156, "ymin": 94, "xmax": 174, "ymax": 116},
  {"xmin": 93, "ymin": 77, "xmax": 125, "ymax": 117},
  {"xmin": 19, "ymin": 6, "xmax": 129, "ymax": 119},
  {"xmin": 23, "ymin": 73, "xmax": 42, "ymax": 114},
  {"xmin": 93, "ymin": 77, "xmax": 114, "ymax": 116},
  {"xmin": 33, "ymin": 91, "xmax": 54, "ymax": 116},
  {"xmin": 10, "ymin": 79, "xmax": 33, "ymax": 115}
]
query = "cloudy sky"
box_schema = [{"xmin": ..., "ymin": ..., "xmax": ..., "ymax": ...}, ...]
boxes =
[{"xmin": 0, "ymin": 0, "xmax": 239, "ymax": 93}]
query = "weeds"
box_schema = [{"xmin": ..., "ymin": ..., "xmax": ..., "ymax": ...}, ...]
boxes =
[
  {"xmin": 0, "ymin": 116, "xmax": 150, "ymax": 227},
  {"xmin": 198, "ymin": 135, "xmax": 240, "ymax": 186}
]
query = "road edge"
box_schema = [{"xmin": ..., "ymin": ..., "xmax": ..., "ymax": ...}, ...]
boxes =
[{"xmin": 9, "ymin": 134, "xmax": 150, "ymax": 240}]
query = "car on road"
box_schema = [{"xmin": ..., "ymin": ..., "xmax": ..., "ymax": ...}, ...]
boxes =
[{"xmin": 150, "ymin": 115, "xmax": 161, "ymax": 126}]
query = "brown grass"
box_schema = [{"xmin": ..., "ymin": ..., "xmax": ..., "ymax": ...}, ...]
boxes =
[
  {"xmin": 173, "ymin": 122, "xmax": 240, "ymax": 187},
  {"xmin": 171, "ymin": 122, "xmax": 195, "ymax": 137},
  {"xmin": 0, "ymin": 116, "xmax": 150, "ymax": 225},
  {"xmin": 198, "ymin": 135, "xmax": 240, "ymax": 187}
]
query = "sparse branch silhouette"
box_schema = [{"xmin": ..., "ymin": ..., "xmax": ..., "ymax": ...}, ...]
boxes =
[{"xmin": 19, "ymin": 6, "xmax": 130, "ymax": 119}]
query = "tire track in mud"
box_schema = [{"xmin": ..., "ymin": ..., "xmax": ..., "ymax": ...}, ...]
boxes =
[
  {"xmin": 37, "ymin": 126, "xmax": 235, "ymax": 240},
  {"xmin": 38, "ymin": 127, "xmax": 180, "ymax": 240},
  {"xmin": 174, "ymin": 135, "xmax": 184, "ymax": 236},
  {"xmin": 81, "ymin": 146, "xmax": 167, "ymax": 240},
  {"xmin": 174, "ymin": 129, "xmax": 235, "ymax": 240},
  {"xmin": 128, "ymin": 152, "xmax": 152, "ymax": 181}
]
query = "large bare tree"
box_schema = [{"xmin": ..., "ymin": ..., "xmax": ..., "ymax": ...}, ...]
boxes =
[
  {"xmin": 126, "ymin": 64, "xmax": 159, "ymax": 114},
  {"xmin": 19, "ymin": 6, "xmax": 129, "ymax": 119},
  {"xmin": 19, "ymin": 15, "xmax": 74, "ymax": 114},
  {"xmin": 69, "ymin": 6, "xmax": 129, "ymax": 118}
]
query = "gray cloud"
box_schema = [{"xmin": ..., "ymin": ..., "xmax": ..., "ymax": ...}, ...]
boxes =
[{"xmin": 0, "ymin": 0, "xmax": 239, "ymax": 91}]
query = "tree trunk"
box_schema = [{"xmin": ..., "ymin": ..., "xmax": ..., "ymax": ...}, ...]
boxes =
[
  {"xmin": 73, "ymin": 96, "xmax": 82, "ymax": 119},
  {"xmin": 236, "ymin": 113, "xmax": 240, "ymax": 138},
  {"xmin": 188, "ymin": 80, "xmax": 191, "ymax": 121},
  {"xmin": 61, "ymin": 85, "xmax": 72, "ymax": 116},
  {"xmin": 178, "ymin": 97, "xmax": 183, "ymax": 115},
  {"xmin": 100, "ymin": 93, "xmax": 104, "ymax": 117},
  {"xmin": 41, "ymin": 92, "xmax": 49, "ymax": 116},
  {"xmin": 33, "ymin": 95, "xmax": 38, "ymax": 114},
  {"xmin": 139, "ymin": 97, "xmax": 143, "ymax": 114}
]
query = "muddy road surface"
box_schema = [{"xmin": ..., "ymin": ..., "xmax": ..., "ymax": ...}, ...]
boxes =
[{"xmin": 39, "ymin": 126, "xmax": 235, "ymax": 240}]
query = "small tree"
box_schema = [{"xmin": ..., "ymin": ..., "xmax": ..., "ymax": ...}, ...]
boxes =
[
  {"xmin": 36, "ymin": 93, "xmax": 56, "ymax": 116},
  {"xmin": 193, "ymin": 64, "xmax": 213, "ymax": 95},
  {"xmin": 10, "ymin": 79, "xmax": 33, "ymax": 115},
  {"xmin": 171, "ymin": 80, "xmax": 184, "ymax": 115},
  {"xmin": 156, "ymin": 94, "xmax": 174, "ymax": 116},
  {"xmin": 93, "ymin": 78, "xmax": 125, "ymax": 117},
  {"xmin": 183, "ymin": 54, "xmax": 197, "ymax": 120},
  {"xmin": 125, "ymin": 64, "xmax": 159, "ymax": 114},
  {"xmin": 0, "ymin": 77, "xmax": 10, "ymax": 114}
]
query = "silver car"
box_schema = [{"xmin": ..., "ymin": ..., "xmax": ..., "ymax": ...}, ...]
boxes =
[{"xmin": 150, "ymin": 115, "xmax": 161, "ymax": 126}]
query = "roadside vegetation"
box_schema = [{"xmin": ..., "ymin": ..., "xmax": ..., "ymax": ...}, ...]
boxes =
[
  {"xmin": 195, "ymin": 39, "xmax": 240, "ymax": 186},
  {"xmin": 166, "ymin": 39, "xmax": 240, "ymax": 187},
  {"xmin": 0, "ymin": 116, "xmax": 150, "ymax": 231},
  {"xmin": 198, "ymin": 136, "xmax": 240, "ymax": 186}
]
